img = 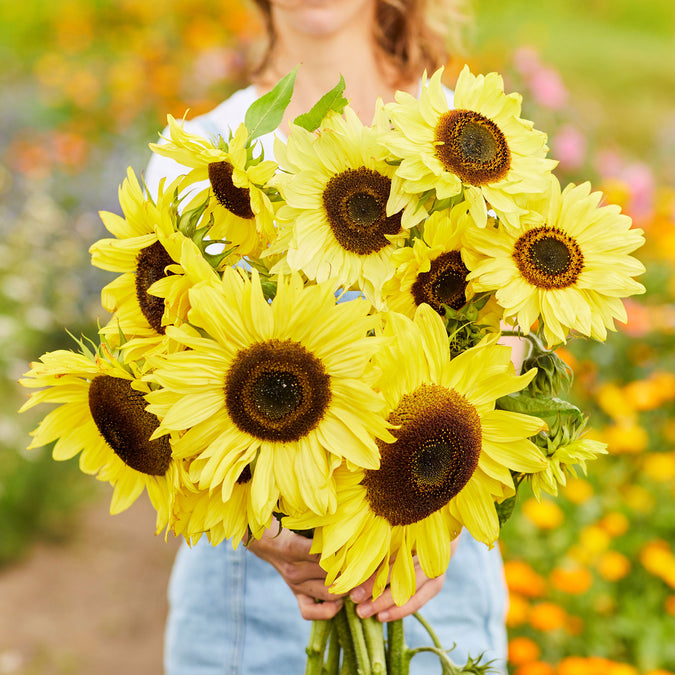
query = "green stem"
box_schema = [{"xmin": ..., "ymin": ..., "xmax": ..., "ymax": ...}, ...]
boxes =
[
  {"xmin": 405, "ymin": 646, "xmax": 460, "ymax": 675},
  {"xmin": 386, "ymin": 619, "xmax": 406, "ymax": 675},
  {"xmin": 344, "ymin": 599, "xmax": 372, "ymax": 675},
  {"xmin": 305, "ymin": 619, "xmax": 332, "ymax": 675},
  {"xmin": 412, "ymin": 612, "xmax": 444, "ymax": 650},
  {"xmin": 500, "ymin": 328, "xmax": 548, "ymax": 356},
  {"xmin": 334, "ymin": 606, "xmax": 359, "ymax": 675},
  {"xmin": 322, "ymin": 623, "xmax": 341, "ymax": 675},
  {"xmin": 362, "ymin": 616, "xmax": 386, "ymax": 674}
]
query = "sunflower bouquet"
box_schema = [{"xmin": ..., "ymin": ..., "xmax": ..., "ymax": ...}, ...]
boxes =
[{"xmin": 19, "ymin": 66, "xmax": 645, "ymax": 674}]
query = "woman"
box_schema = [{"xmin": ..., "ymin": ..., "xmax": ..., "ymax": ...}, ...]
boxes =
[{"xmin": 144, "ymin": 1, "xmax": 509, "ymax": 672}]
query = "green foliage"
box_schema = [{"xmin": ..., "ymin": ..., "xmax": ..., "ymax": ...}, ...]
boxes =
[
  {"xmin": 0, "ymin": 446, "xmax": 95, "ymax": 567},
  {"xmin": 293, "ymin": 76, "xmax": 349, "ymax": 132},
  {"xmin": 245, "ymin": 67, "xmax": 297, "ymax": 140}
]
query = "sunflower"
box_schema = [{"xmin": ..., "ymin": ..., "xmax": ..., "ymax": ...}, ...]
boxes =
[
  {"xmin": 91, "ymin": 168, "xmax": 221, "ymax": 363},
  {"xmin": 145, "ymin": 268, "xmax": 393, "ymax": 526},
  {"xmin": 18, "ymin": 341, "xmax": 186, "ymax": 533},
  {"xmin": 266, "ymin": 105, "xmax": 414, "ymax": 307},
  {"xmin": 149, "ymin": 116, "xmax": 278, "ymax": 256},
  {"xmin": 166, "ymin": 422, "xmax": 270, "ymax": 549},
  {"xmin": 283, "ymin": 305, "xmax": 547, "ymax": 605},
  {"xmin": 386, "ymin": 66, "xmax": 557, "ymax": 231},
  {"xmin": 464, "ymin": 175, "xmax": 646, "ymax": 347},
  {"xmin": 530, "ymin": 436, "xmax": 607, "ymax": 500},
  {"xmin": 382, "ymin": 206, "xmax": 474, "ymax": 317}
]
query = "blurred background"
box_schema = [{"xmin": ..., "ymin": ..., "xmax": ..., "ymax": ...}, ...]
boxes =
[{"xmin": 0, "ymin": 0, "xmax": 673, "ymax": 673}]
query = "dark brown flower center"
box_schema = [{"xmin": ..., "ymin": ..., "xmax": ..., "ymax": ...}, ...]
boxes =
[
  {"xmin": 322, "ymin": 167, "xmax": 401, "ymax": 255},
  {"xmin": 135, "ymin": 240, "xmax": 174, "ymax": 334},
  {"xmin": 411, "ymin": 250, "xmax": 469, "ymax": 314},
  {"xmin": 434, "ymin": 110, "xmax": 511, "ymax": 186},
  {"xmin": 225, "ymin": 340, "xmax": 331, "ymax": 442},
  {"xmin": 513, "ymin": 226, "xmax": 584, "ymax": 289},
  {"xmin": 208, "ymin": 160, "xmax": 255, "ymax": 219},
  {"xmin": 363, "ymin": 383, "xmax": 481, "ymax": 526},
  {"xmin": 88, "ymin": 375, "xmax": 171, "ymax": 476},
  {"xmin": 236, "ymin": 464, "xmax": 252, "ymax": 484}
]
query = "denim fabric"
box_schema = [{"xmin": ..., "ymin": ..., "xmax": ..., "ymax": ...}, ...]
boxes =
[{"xmin": 164, "ymin": 532, "xmax": 507, "ymax": 674}]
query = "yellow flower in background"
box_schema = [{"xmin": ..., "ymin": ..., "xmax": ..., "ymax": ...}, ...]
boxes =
[
  {"xmin": 598, "ymin": 511, "xmax": 630, "ymax": 538},
  {"xmin": 149, "ymin": 115, "xmax": 278, "ymax": 255},
  {"xmin": 643, "ymin": 451, "xmax": 675, "ymax": 483},
  {"xmin": 528, "ymin": 602, "xmax": 567, "ymax": 632},
  {"xmin": 508, "ymin": 635, "xmax": 541, "ymax": 666},
  {"xmin": 595, "ymin": 382, "xmax": 637, "ymax": 421},
  {"xmin": 603, "ymin": 422, "xmax": 649, "ymax": 454},
  {"xmin": 622, "ymin": 484, "xmax": 655, "ymax": 514},
  {"xmin": 464, "ymin": 175, "xmax": 646, "ymax": 346},
  {"xmin": 18, "ymin": 342, "xmax": 185, "ymax": 532},
  {"xmin": 550, "ymin": 565, "xmax": 593, "ymax": 594},
  {"xmin": 268, "ymin": 105, "xmax": 412, "ymax": 307},
  {"xmin": 597, "ymin": 550, "xmax": 631, "ymax": 582},
  {"xmin": 284, "ymin": 306, "xmax": 546, "ymax": 605},
  {"xmin": 146, "ymin": 269, "xmax": 392, "ymax": 529},
  {"xmin": 562, "ymin": 477, "xmax": 594, "ymax": 504},
  {"xmin": 504, "ymin": 559, "xmax": 547, "ymax": 598},
  {"xmin": 640, "ymin": 540, "xmax": 675, "ymax": 584},
  {"xmin": 386, "ymin": 66, "xmax": 556, "ymax": 230},
  {"xmin": 506, "ymin": 593, "xmax": 531, "ymax": 627},
  {"xmin": 522, "ymin": 497, "xmax": 564, "ymax": 529},
  {"xmin": 515, "ymin": 661, "xmax": 556, "ymax": 675},
  {"xmin": 578, "ymin": 525, "xmax": 612, "ymax": 558}
]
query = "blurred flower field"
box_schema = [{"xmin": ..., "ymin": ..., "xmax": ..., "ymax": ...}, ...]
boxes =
[{"xmin": 1, "ymin": 1, "xmax": 674, "ymax": 673}]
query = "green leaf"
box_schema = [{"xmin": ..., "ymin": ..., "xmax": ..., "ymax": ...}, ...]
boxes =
[
  {"xmin": 497, "ymin": 392, "xmax": 584, "ymax": 429},
  {"xmin": 293, "ymin": 75, "xmax": 348, "ymax": 132},
  {"xmin": 244, "ymin": 66, "xmax": 298, "ymax": 140},
  {"xmin": 496, "ymin": 495, "xmax": 517, "ymax": 528}
]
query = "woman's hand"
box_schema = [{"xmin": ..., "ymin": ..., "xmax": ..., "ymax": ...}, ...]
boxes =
[
  {"xmin": 347, "ymin": 561, "xmax": 446, "ymax": 623},
  {"xmin": 247, "ymin": 522, "xmax": 345, "ymax": 621},
  {"xmin": 347, "ymin": 536, "xmax": 460, "ymax": 622}
]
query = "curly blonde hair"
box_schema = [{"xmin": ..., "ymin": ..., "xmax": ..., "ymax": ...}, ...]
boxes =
[{"xmin": 250, "ymin": 0, "xmax": 471, "ymax": 85}]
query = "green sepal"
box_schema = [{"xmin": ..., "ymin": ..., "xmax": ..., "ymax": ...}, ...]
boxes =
[
  {"xmin": 245, "ymin": 67, "xmax": 298, "ymax": 140},
  {"xmin": 190, "ymin": 225, "xmax": 237, "ymax": 269},
  {"xmin": 495, "ymin": 495, "xmax": 517, "ymax": 528},
  {"xmin": 293, "ymin": 75, "xmax": 348, "ymax": 132},
  {"xmin": 522, "ymin": 348, "xmax": 574, "ymax": 398}
]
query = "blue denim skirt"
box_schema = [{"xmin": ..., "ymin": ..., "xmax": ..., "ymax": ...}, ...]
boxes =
[{"xmin": 164, "ymin": 532, "xmax": 507, "ymax": 674}]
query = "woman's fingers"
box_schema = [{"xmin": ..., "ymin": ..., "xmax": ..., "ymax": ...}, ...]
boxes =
[
  {"xmin": 372, "ymin": 575, "xmax": 445, "ymax": 622},
  {"xmin": 351, "ymin": 565, "xmax": 446, "ymax": 622},
  {"xmin": 296, "ymin": 594, "xmax": 344, "ymax": 621}
]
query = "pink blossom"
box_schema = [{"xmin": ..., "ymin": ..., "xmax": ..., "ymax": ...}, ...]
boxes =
[
  {"xmin": 530, "ymin": 67, "xmax": 568, "ymax": 109},
  {"xmin": 552, "ymin": 124, "xmax": 587, "ymax": 171}
]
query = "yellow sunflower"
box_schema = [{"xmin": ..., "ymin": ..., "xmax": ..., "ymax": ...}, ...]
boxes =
[
  {"xmin": 149, "ymin": 115, "xmax": 278, "ymax": 256},
  {"xmin": 19, "ymin": 341, "xmax": 186, "ymax": 533},
  {"xmin": 145, "ymin": 269, "xmax": 393, "ymax": 526},
  {"xmin": 386, "ymin": 66, "xmax": 557, "ymax": 231},
  {"xmin": 284, "ymin": 305, "xmax": 546, "ymax": 605},
  {"xmin": 530, "ymin": 436, "xmax": 607, "ymax": 500},
  {"xmin": 91, "ymin": 168, "xmax": 221, "ymax": 363},
  {"xmin": 464, "ymin": 175, "xmax": 646, "ymax": 347},
  {"xmin": 167, "ymin": 422, "xmax": 270, "ymax": 549},
  {"xmin": 382, "ymin": 205, "xmax": 482, "ymax": 320},
  {"xmin": 266, "ymin": 105, "xmax": 414, "ymax": 307}
]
